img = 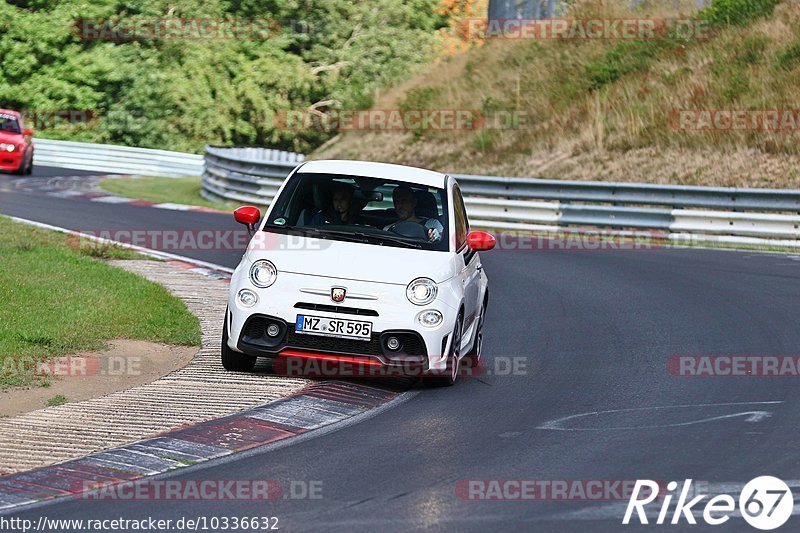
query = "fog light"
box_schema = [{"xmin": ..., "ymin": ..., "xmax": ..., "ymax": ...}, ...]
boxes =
[
  {"xmin": 267, "ymin": 324, "xmax": 280, "ymax": 337},
  {"xmin": 386, "ymin": 337, "xmax": 401, "ymax": 351},
  {"xmin": 418, "ymin": 310, "xmax": 443, "ymax": 327},
  {"xmin": 238, "ymin": 289, "xmax": 258, "ymax": 307}
]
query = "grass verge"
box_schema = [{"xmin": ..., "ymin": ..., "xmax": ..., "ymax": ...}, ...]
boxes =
[
  {"xmin": 99, "ymin": 176, "xmax": 233, "ymax": 211},
  {"xmin": 46, "ymin": 395, "xmax": 67, "ymax": 407},
  {"xmin": 0, "ymin": 216, "xmax": 201, "ymax": 390}
]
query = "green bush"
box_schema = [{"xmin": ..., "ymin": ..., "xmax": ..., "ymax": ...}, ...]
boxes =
[
  {"xmin": 472, "ymin": 129, "xmax": 496, "ymax": 152},
  {"xmin": 46, "ymin": 395, "xmax": 67, "ymax": 407},
  {"xmin": 777, "ymin": 43, "xmax": 800, "ymax": 71},
  {"xmin": 399, "ymin": 86, "xmax": 443, "ymax": 112},
  {"xmin": 735, "ymin": 34, "xmax": 769, "ymax": 65},
  {"xmin": 700, "ymin": 0, "xmax": 780, "ymax": 26},
  {"xmin": 398, "ymin": 86, "xmax": 443, "ymax": 138},
  {"xmin": 586, "ymin": 39, "xmax": 673, "ymax": 90},
  {"xmin": 0, "ymin": 0, "xmax": 452, "ymax": 154}
]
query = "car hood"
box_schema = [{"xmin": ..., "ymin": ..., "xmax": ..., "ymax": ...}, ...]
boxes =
[
  {"xmin": 0, "ymin": 131, "xmax": 22, "ymax": 145},
  {"xmin": 245, "ymin": 231, "xmax": 458, "ymax": 285}
]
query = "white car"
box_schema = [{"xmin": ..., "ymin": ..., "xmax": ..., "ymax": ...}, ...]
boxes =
[{"xmin": 223, "ymin": 160, "xmax": 495, "ymax": 386}]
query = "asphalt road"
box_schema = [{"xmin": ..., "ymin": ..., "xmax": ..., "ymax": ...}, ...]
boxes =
[{"xmin": 2, "ymin": 168, "xmax": 800, "ymax": 532}]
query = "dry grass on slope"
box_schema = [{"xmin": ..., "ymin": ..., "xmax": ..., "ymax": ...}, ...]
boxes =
[{"xmin": 314, "ymin": 1, "xmax": 800, "ymax": 188}]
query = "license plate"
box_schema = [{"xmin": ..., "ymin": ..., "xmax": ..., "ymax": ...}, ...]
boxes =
[{"xmin": 295, "ymin": 314, "xmax": 372, "ymax": 341}]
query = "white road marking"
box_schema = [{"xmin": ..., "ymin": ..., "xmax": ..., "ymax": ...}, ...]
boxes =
[
  {"xmin": 536, "ymin": 401, "xmax": 783, "ymax": 431},
  {"xmin": 153, "ymin": 202, "xmax": 193, "ymax": 211},
  {"xmin": 91, "ymin": 195, "xmax": 135, "ymax": 203}
]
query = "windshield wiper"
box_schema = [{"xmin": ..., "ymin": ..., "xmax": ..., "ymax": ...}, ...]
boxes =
[
  {"xmin": 367, "ymin": 233, "xmax": 423, "ymax": 249},
  {"xmin": 286, "ymin": 226, "xmax": 423, "ymax": 249},
  {"xmin": 323, "ymin": 229, "xmax": 424, "ymax": 249},
  {"xmin": 285, "ymin": 226, "xmax": 371, "ymax": 244}
]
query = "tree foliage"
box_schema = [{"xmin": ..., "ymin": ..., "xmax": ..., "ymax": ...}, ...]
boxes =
[{"xmin": 0, "ymin": 0, "xmax": 456, "ymax": 152}]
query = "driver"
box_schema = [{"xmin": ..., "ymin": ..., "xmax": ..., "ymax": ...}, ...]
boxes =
[{"xmin": 384, "ymin": 185, "xmax": 443, "ymax": 242}]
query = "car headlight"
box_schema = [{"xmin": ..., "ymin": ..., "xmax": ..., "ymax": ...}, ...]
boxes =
[
  {"xmin": 0, "ymin": 143, "xmax": 17, "ymax": 152},
  {"xmin": 418, "ymin": 310, "xmax": 443, "ymax": 327},
  {"xmin": 237, "ymin": 289, "xmax": 258, "ymax": 307},
  {"xmin": 406, "ymin": 277, "xmax": 438, "ymax": 306},
  {"xmin": 249, "ymin": 260, "xmax": 277, "ymax": 288}
]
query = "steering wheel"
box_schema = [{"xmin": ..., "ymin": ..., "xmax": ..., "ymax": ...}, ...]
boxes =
[{"xmin": 387, "ymin": 220, "xmax": 426, "ymax": 239}]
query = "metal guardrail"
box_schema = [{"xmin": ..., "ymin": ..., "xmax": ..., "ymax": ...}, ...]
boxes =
[
  {"xmin": 200, "ymin": 146, "xmax": 305, "ymax": 206},
  {"xmin": 199, "ymin": 147, "xmax": 800, "ymax": 248},
  {"xmin": 30, "ymin": 138, "xmax": 797, "ymax": 247},
  {"xmin": 33, "ymin": 138, "xmax": 203, "ymax": 177},
  {"xmin": 454, "ymin": 175, "xmax": 800, "ymax": 212}
]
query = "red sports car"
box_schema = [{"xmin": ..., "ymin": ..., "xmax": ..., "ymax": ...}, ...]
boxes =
[{"xmin": 0, "ymin": 109, "xmax": 34, "ymax": 174}]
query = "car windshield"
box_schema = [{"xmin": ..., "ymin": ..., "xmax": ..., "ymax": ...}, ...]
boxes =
[
  {"xmin": 265, "ymin": 172, "xmax": 450, "ymax": 252},
  {"xmin": 0, "ymin": 114, "xmax": 21, "ymax": 134}
]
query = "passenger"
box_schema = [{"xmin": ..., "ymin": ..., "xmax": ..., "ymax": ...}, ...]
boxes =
[
  {"xmin": 311, "ymin": 185, "xmax": 362, "ymax": 225},
  {"xmin": 384, "ymin": 185, "xmax": 443, "ymax": 242}
]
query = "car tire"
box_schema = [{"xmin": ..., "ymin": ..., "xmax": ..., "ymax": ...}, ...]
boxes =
[
  {"xmin": 221, "ymin": 310, "xmax": 257, "ymax": 372},
  {"xmin": 12, "ymin": 160, "xmax": 25, "ymax": 175},
  {"xmin": 426, "ymin": 313, "xmax": 463, "ymax": 388},
  {"xmin": 465, "ymin": 304, "xmax": 485, "ymax": 369}
]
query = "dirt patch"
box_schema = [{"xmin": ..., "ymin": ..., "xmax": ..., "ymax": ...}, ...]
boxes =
[{"xmin": 0, "ymin": 340, "xmax": 196, "ymax": 418}]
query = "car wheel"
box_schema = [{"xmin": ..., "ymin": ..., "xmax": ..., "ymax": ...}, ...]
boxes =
[
  {"xmin": 426, "ymin": 314, "xmax": 462, "ymax": 388},
  {"xmin": 221, "ymin": 310, "xmax": 257, "ymax": 372},
  {"xmin": 12, "ymin": 160, "xmax": 25, "ymax": 175},
  {"xmin": 465, "ymin": 305, "xmax": 485, "ymax": 369}
]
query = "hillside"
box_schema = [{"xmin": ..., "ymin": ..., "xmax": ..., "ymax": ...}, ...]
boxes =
[{"xmin": 313, "ymin": 0, "xmax": 800, "ymax": 188}]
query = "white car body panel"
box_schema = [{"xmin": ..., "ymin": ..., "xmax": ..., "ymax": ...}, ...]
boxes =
[
  {"xmin": 244, "ymin": 233, "xmax": 460, "ymax": 285},
  {"xmin": 226, "ymin": 161, "xmax": 490, "ymax": 375},
  {"xmin": 298, "ymin": 159, "xmax": 446, "ymax": 189}
]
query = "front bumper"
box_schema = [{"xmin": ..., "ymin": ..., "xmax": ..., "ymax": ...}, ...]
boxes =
[
  {"xmin": 238, "ymin": 314, "xmax": 433, "ymax": 377},
  {"xmin": 227, "ymin": 267, "xmax": 460, "ymax": 374},
  {"xmin": 0, "ymin": 150, "xmax": 23, "ymax": 172}
]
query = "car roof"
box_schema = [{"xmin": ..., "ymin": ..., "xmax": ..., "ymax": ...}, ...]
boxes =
[
  {"xmin": 0, "ymin": 109, "xmax": 21, "ymax": 118},
  {"xmin": 298, "ymin": 160, "xmax": 447, "ymax": 189}
]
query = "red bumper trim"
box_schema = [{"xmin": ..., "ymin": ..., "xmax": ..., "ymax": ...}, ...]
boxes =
[{"xmin": 277, "ymin": 349, "xmax": 383, "ymax": 366}]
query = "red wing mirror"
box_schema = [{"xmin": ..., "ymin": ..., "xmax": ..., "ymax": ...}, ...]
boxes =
[
  {"xmin": 22, "ymin": 129, "xmax": 33, "ymax": 137},
  {"xmin": 234, "ymin": 206, "xmax": 261, "ymax": 235},
  {"xmin": 467, "ymin": 230, "xmax": 496, "ymax": 251}
]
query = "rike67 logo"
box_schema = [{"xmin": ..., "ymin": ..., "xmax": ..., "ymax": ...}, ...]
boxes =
[{"xmin": 623, "ymin": 477, "xmax": 794, "ymax": 530}]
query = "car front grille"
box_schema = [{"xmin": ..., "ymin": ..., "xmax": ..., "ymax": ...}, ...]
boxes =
[
  {"xmin": 241, "ymin": 315, "xmax": 427, "ymax": 357},
  {"xmin": 294, "ymin": 302, "xmax": 379, "ymax": 317}
]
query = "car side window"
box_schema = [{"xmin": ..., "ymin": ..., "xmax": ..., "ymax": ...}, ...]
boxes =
[{"xmin": 452, "ymin": 183, "xmax": 469, "ymax": 250}]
